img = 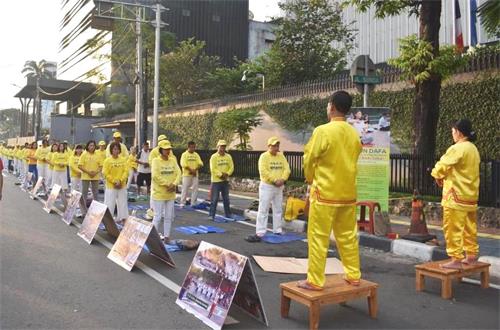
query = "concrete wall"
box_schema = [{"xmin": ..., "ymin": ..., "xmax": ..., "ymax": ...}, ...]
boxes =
[{"xmin": 248, "ymin": 20, "xmax": 276, "ymax": 60}]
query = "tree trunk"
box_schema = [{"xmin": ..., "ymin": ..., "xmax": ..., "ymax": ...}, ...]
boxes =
[
  {"xmin": 411, "ymin": 1, "xmax": 442, "ymax": 194},
  {"xmin": 413, "ymin": 1, "xmax": 442, "ymax": 157}
]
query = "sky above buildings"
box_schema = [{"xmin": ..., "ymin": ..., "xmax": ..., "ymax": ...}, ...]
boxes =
[{"xmin": 0, "ymin": 0, "xmax": 281, "ymax": 110}]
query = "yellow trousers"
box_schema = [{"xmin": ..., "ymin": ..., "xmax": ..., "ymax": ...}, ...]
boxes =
[
  {"xmin": 442, "ymin": 207, "xmax": 479, "ymax": 260},
  {"xmin": 307, "ymin": 200, "xmax": 360, "ymax": 287}
]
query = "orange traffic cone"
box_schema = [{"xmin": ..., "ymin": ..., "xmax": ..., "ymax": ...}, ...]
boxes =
[{"xmin": 401, "ymin": 190, "xmax": 436, "ymax": 243}]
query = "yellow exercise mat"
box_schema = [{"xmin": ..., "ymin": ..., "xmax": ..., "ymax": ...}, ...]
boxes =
[{"xmin": 253, "ymin": 256, "xmax": 344, "ymax": 274}]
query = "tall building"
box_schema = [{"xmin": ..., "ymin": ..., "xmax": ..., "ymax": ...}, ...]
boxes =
[{"xmin": 41, "ymin": 61, "xmax": 57, "ymax": 130}]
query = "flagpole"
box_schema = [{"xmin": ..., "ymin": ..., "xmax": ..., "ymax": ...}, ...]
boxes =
[{"xmin": 452, "ymin": 0, "xmax": 456, "ymax": 46}]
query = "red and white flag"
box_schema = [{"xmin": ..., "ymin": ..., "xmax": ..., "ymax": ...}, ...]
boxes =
[{"xmin": 455, "ymin": 0, "xmax": 464, "ymax": 52}]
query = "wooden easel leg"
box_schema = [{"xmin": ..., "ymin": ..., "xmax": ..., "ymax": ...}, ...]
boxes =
[
  {"xmin": 416, "ymin": 270, "xmax": 425, "ymax": 292},
  {"xmin": 367, "ymin": 288, "xmax": 378, "ymax": 319},
  {"xmin": 480, "ymin": 269, "xmax": 490, "ymax": 289},
  {"xmin": 441, "ymin": 278, "xmax": 452, "ymax": 299},
  {"xmin": 280, "ymin": 291, "xmax": 291, "ymax": 318},
  {"xmin": 309, "ymin": 301, "xmax": 320, "ymax": 330}
]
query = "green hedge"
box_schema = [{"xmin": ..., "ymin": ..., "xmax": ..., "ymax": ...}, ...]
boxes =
[{"xmin": 159, "ymin": 76, "xmax": 499, "ymax": 158}]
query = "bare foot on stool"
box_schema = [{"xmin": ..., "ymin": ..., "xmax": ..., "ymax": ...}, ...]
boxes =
[
  {"xmin": 297, "ymin": 280, "xmax": 323, "ymax": 291},
  {"xmin": 440, "ymin": 259, "xmax": 464, "ymax": 269},
  {"xmin": 462, "ymin": 255, "xmax": 478, "ymax": 265}
]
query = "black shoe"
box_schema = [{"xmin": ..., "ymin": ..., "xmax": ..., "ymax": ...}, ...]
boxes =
[{"xmin": 245, "ymin": 234, "xmax": 262, "ymax": 243}]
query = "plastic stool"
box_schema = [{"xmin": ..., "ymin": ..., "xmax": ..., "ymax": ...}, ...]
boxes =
[{"xmin": 356, "ymin": 201, "xmax": 381, "ymax": 235}]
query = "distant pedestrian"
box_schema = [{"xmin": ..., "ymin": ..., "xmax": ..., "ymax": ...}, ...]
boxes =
[{"xmin": 180, "ymin": 141, "xmax": 203, "ymax": 207}]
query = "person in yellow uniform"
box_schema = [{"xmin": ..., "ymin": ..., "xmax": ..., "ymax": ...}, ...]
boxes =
[
  {"xmin": 151, "ymin": 140, "xmax": 181, "ymax": 243},
  {"xmin": 299, "ymin": 91, "xmax": 362, "ymax": 291},
  {"xmin": 179, "ymin": 141, "xmax": 204, "ymax": 207},
  {"xmin": 69, "ymin": 145, "xmax": 83, "ymax": 192},
  {"xmin": 126, "ymin": 146, "xmax": 138, "ymax": 189},
  {"xmin": 102, "ymin": 142, "xmax": 129, "ymax": 225},
  {"xmin": 105, "ymin": 131, "xmax": 128, "ymax": 158},
  {"xmin": 431, "ymin": 119, "xmax": 480, "ymax": 269},
  {"xmin": 95, "ymin": 141, "xmax": 107, "ymax": 164},
  {"xmin": 52, "ymin": 143, "xmax": 70, "ymax": 192},
  {"xmin": 35, "ymin": 139, "xmax": 50, "ymax": 184},
  {"xmin": 246, "ymin": 137, "xmax": 291, "ymax": 242},
  {"xmin": 14, "ymin": 146, "xmax": 21, "ymax": 175},
  {"xmin": 209, "ymin": 140, "xmax": 234, "ymax": 220},
  {"xmin": 46, "ymin": 143, "xmax": 59, "ymax": 189},
  {"xmin": 27, "ymin": 142, "xmax": 38, "ymax": 184},
  {"xmin": 78, "ymin": 140, "xmax": 102, "ymax": 213}
]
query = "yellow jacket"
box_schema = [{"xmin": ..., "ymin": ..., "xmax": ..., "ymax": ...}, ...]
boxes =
[
  {"xmin": 47, "ymin": 152, "xmax": 56, "ymax": 170},
  {"xmin": 304, "ymin": 118, "xmax": 362, "ymax": 206},
  {"xmin": 151, "ymin": 156, "xmax": 181, "ymax": 200},
  {"xmin": 95, "ymin": 149, "xmax": 107, "ymax": 164},
  {"xmin": 68, "ymin": 154, "xmax": 81, "ymax": 178},
  {"xmin": 35, "ymin": 146, "xmax": 50, "ymax": 164},
  {"xmin": 102, "ymin": 156, "xmax": 129, "ymax": 189},
  {"xmin": 149, "ymin": 146, "xmax": 177, "ymax": 164},
  {"xmin": 180, "ymin": 150, "xmax": 203, "ymax": 177},
  {"xmin": 431, "ymin": 141, "xmax": 480, "ymax": 211},
  {"xmin": 52, "ymin": 152, "xmax": 69, "ymax": 172},
  {"xmin": 127, "ymin": 154, "xmax": 138, "ymax": 171},
  {"xmin": 258, "ymin": 151, "xmax": 291, "ymax": 185},
  {"xmin": 78, "ymin": 151, "xmax": 102, "ymax": 181},
  {"xmin": 210, "ymin": 152, "xmax": 234, "ymax": 183},
  {"xmin": 27, "ymin": 149, "xmax": 37, "ymax": 165},
  {"xmin": 105, "ymin": 142, "xmax": 129, "ymax": 158}
]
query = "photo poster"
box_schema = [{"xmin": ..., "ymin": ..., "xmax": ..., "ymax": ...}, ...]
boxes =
[
  {"xmin": 107, "ymin": 217, "xmax": 152, "ymax": 272},
  {"xmin": 61, "ymin": 190, "xmax": 82, "ymax": 225},
  {"xmin": 21, "ymin": 172, "xmax": 33, "ymax": 191},
  {"xmin": 30, "ymin": 176, "xmax": 46, "ymax": 199},
  {"xmin": 347, "ymin": 107, "xmax": 391, "ymax": 211},
  {"xmin": 177, "ymin": 241, "xmax": 253, "ymax": 330},
  {"xmin": 145, "ymin": 225, "xmax": 176, "ymax": 268},
  {"xmin": 77, "ymin": 201, "xmax": 109, "ymax": 244},
  {"xmin": 43, "ymin": 184, "xmax": 62, "ymax": 213}
]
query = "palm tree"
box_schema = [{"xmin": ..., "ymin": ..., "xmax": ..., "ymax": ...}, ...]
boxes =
[
  {"xmin": 22, "ymin": 60, "xmax": 56, "ymax": 140},
  {"xmin": 477, "ymin": 0, "xmax": 500, "ymax": 37}
]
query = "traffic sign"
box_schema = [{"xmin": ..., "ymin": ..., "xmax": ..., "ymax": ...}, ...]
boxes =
[{"xmin": 352, "ymin": 75, "xmax": 382, "ymax": 84}]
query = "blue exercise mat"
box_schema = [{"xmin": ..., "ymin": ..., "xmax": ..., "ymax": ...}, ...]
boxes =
[
  {"xmin": 129, "ymin": 204, "xmax": 148, "ymax": 211},
  {"xmin": 175, "ymin": 225, "xmax": 225, "ymax": 235},
  {"xmin": 213, "ymin": 214, "xmax": 245, "ymax": 223},
  {"xmin": 143, "ymin": 243, "xmax": 181, "ymax": 253},
  {"xmin": 261, "ymin": 232, "xmax": 305, "ymax": 244},
  {"xmin": 192, "ymin": 202, "xmax": 209, "ymax": 210}
]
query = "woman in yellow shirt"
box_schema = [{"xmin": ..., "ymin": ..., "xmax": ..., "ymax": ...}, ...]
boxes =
[
  {"xmin": 431, "ymin": 119, "xmax": 480, "ymax": 269},
  {"xmin": 151, "ymin": 140, "xmax": 181, "ymax": 243},
  {"xmin": 46, "ymin": 143, "xmax": 59, "ymax": 189},
  {"xmin": 52, "ymin": 143, "xmax": 70, "ymax": 192},
  {"xmin": 127, "ymin": 146, "xmax": 138, "ymax": 189},
  {"xmin": 102, "ymin": 142, "xmax": 129, "ymax": 225},
  {"xmin": 27, "ymin": 142, "xmax": 38, "ymax": 184},
  {"xmin": 78, "ymin": 140, "xmax": 102, "ymax": 213},
  {"xmin": 68, "ymin": 145, "xmax": 83, "ymax": 192}
]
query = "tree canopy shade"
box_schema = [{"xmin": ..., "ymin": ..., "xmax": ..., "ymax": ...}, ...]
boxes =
[{"xmin": 477, "ymin": 0, "xmax": 500, "ymax": 37}]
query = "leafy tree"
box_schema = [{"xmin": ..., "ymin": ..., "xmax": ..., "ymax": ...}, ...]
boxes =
[
  {"xmin": 99, "ymin": 93, "xmax": 133, "ymax": 118},
  {"xmin": 159, "ymin": 38, "xmax": 220, "ymax": 105},
  {"xmin": 477, "ymin": 0, "xmax": 500, "ymax": 37},
  {"xmin": 215, "ymin": 108, "xmax": 263, "ymax": 150},
  {"xmin": 260, "ymin": 0, "xmax": 355, "ymax": 86},
  {"xmin": 22, "ymin": 60, "xmax": 56, "ymax": 140},
  {"xmin": 0, "ymin": 109, "xmax": 21, "ymax": 140},
  {"xmin": 345, "ymin": 0, "xmax": 450, "ymax": 157}
]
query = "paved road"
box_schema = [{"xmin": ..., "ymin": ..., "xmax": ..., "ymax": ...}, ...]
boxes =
[{"xmin": 1, "ymin": 173, "xmax": 499, "ymax": 329}]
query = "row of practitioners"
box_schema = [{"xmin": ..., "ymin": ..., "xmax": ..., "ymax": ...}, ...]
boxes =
[{"xmin": 0, "ymin": 91, "xmax": 480, "ymax": 289}]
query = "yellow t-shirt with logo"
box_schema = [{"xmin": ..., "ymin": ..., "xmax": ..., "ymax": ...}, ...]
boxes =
[
  {"xmin": 78, "ymin": 151, "xmax": 102, "ymax": 181},
  {"xmin": 151, "ymin": 156, "xmax": 181, "ymax": 201},
  {"xmin": 180, "ymin": 150, "xmax": 203, "ymax": 177},
  {"xmin": 27, "ymin": 149, "xmax": 37, "ymax": 165},
  {"xmin": 35, "ymin": 146, "xmax": 50, "ymax": 165},
  {"xmin": 102, "ymin": 156, "xmax": 129, "ymax": 189},
  {"xmin": 258, "ymin": 151, "xmax": 291, "ymax": 185},
  {"xmin": 68, "ymin": 154, "xmax": 82, "ymax": 178},
  {"xmin": 127, "ymin": 154, "xmax": 138, "ymax": 171},
  {"xmin": 209, "ymin": 152, "xmax": 234, "ymax": 183},
  {"xmin": 52, "ymin": 152, "xmax": 69, "ymax": 172}
]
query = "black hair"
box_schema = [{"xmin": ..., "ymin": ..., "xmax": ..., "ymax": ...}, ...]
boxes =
[
  {"xmin": 85, "ymin": 140, "xmax": 96, "ymax": 151},
  {"xmin": 188, "ymin": 141, "xmax": 196, "ymax": 146},
  {"xmin": 143, "ymin": 141, "xmax": 149, "ymax": 146},
  {"xmin": 453, "ymin": 119, "xmax": 476, "ymax": 142},
  {"xmin": 109, "ymin": 141, "xmax": 122, "ymax": 154},
  {"xmin": 329, "ymin": 90, "xmax": 352, "ymax": 114}
]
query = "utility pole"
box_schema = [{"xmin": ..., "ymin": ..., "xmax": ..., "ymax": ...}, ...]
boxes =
[
  {"xmin": 135, "ymin": 5, "xmax": 143, "ymax": 148},
  {"xmin": 152, "ymin": 1, "xmax": 164, "ymax": 148},
  {"xmin": 142, "ymin": 48, "xmax": 149, "ymax": 144}
]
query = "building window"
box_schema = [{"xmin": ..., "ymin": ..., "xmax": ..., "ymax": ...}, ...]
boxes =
[
  {"xmin": 182, "ymin": 9, "xmax": 191, "ymax": 17},
  {"xmin": 212, "ymin": 14, "xmax": 220, "ymax": 22}
]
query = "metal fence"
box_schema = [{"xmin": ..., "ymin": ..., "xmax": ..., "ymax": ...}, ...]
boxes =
[{"xmin": 173, "ymin": 149, "xmax": 500, "ymax": 208}]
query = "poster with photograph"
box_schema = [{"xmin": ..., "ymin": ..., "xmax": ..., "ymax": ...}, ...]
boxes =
[
  {"xmin": 107, "ymin": 217, "xmax": 152, "ymax": 271},
  {"xmin": 21, "ymin": 172, "xmax": 33, "ymax": 191},
  {"xmin": 347, "ymin": 107, "xmax": 391, "ymax": 211},
  {"xmin": 30, "ymin": 176, "xmax": 46, "ymax": 199},
  {"xmin": 43, "ymin": 184, "xmax": 62, "ymax": 213},
  {"xmin": 77, "ymin": 201, "xmax": 108, "ymax": 244},
  {"xmin": 176, "ymin": 242, "xmax": 247, "ymax": 330},
  {"xmin": 145, "ymin": 226, "xmax": 176, "ymax": 268},
  {"xmin": 61, "ymin": 190, "xmax": 82, "ymax": 225},
  {"xmin": 231, "ymin": 261, "xmax": 268, "ymax": 326}
]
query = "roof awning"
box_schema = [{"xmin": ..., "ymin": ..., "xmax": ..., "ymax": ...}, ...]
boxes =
[{"xmin": 92, "ymin": 118, "xmax": 136, "ymax": 129}]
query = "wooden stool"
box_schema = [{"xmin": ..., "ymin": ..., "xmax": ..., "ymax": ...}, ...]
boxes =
[
  {"xmin": 280, "ymin": 275, "xmax": 378, "ymax": 330},
  {"xmin": 415, "ymin": 259, "xmax": 490, "ymax": 299}
]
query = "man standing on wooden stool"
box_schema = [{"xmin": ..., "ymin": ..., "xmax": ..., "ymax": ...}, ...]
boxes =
[
  {"xmin": 299, "ymin": 91, "xmax": 362, "ymax": 291},
  {"xmin": 431, "ymin": 119, "xmax": 480, "ymax": 269}
]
